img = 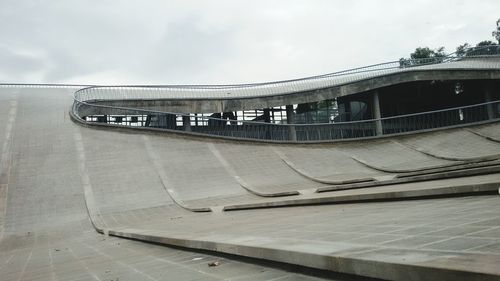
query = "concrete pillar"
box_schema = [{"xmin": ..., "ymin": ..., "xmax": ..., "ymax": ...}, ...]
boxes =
[
  {"xmin": 182, "ymin": 115, "xmax": 191, "ymax": 132},
  {"xmin": 338, "ymin": 100, "xmax": 351, "ymax": 121},
  {"xmin": 286, "ymin": 105, "xmax": 297, "ymax": 141},
  {"xmin": 485, "ymin": 84, "xmax": 495, "ymax": 120},
  {"xmin": 286, "ymin": 105, "xmax": 294, "ymax": 124},
  {"xmin": 263, "ymin": 108, "xmax": 271, "ymax": 123},
  {"xmin": 373, "ymin": 90, "xmax": 383, "ymax": 136}
]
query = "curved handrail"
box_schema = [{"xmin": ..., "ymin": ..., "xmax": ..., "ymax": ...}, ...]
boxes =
[
  {"xmin": 72, "ymin": 96, "xmax": 500, "ymax": 143},
  {"xmin": 72, "ymin": 98, "xmax": 500, "ymax": 127},
  {"xmin": 69, "ymin": 45, "xmax": 500, "ymax": 142},
  {"xmin": 73, "ymin": 45, "xmax": 500, "ymax": 96},
  {"xmin": 73, "ymin": 53, "xmax": 500, "ymax": 105}
]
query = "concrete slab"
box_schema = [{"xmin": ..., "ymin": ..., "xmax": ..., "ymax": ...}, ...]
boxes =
[
  {"xmin": 340, "ymin": 140, "xmax": 460, "ymax": 173},
  {"xmin": 0, "ymin": 87, "xmax": 329, "ymax": 281},
  {"xmin": 210, "ymin": 143, "xmax": 322, "ymax": 196},
  {"xmin": 275, "ymin": 145, "xmax": 384, "ymax": 184},
  {"xmin": 78, "ymin": 128, "xmax": 176, "ymax": 214},
  {"xmin": 222, "ymin": 173, "xmax": 500, "ymax": 211},
  {"xmin": 104, "ymin": 195, "xmax": 500, "ymax": 281},
  {"xmin": 143, "ymin": 135, "xmax": 262, "ymax": 210},
  {"xmin": 399, "ymin": 129, "xmax": 500, "ymax": 161},
  {"xmin": 467, "ymin": 122, "xmax": 500, "ymax": 142}
]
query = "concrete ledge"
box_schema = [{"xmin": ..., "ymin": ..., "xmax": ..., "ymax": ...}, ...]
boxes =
[
  {"xmin": 466, "ymin": 128, "xmax": 500, "ymax": 143},
  {"xmin": 222, "ymin": 180, "xmax": 500, "ymax": 211},
  {"xmin": 350, "ymin": 155, "xmax": 464, "ymax": 174},
  {"xmin": 238, "ymin": 179, "xmax": 300, "ymax": 197},
  {"xmin": 397, "ymin": 140, "xmax": 500, "ymax": 162},
  {"xmin": 278, "ymin": 151, "xmax": 376, "ymax": 185},
  {"xmin": 316, "ymin": 163, "xmax": 500, "ymax": 193},
  {"xmin": 108, "ymin": 229, "xmax": 500, "ymax": 281},
  {"xmin": 397, "ymin": 160, "xmax": 500, "ymax": 178}
]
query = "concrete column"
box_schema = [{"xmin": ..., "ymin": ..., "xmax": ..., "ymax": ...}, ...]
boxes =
[
  {"xmin": 286, "ymin": 105, "xmax": 297, "ymax": 141},
  {"xmin": 182, "ymin": 115, "xmax": 191, "ymax": 132},
  {"xmin": 373, "ymin": 90, "xmax": 383, "ymax": 136},
  {"xmin": 263, "ymin": 108, "xmax": 271, "ymax": 123},
  {"xmin": 485, "ymin": 84, "xmax": 495, "ymax": 120},
  {"xmin": 338, "ymin": 101, "xmax": 351, "ymax": 121},
  {"xmin": 286, "ymin": 105, "xmax": 294, "ymax": 124}
]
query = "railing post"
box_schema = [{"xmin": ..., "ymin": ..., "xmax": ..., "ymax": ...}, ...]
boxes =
[
  {"xmin": 182, "ymin": 115, "xmax": 191, "ymax": 132},
  {"xmin": 485, "ymin": 84, "xmax": 495, "ymax": 120},
  {"xmin": 286, "ymin": 105, "xmax": 297, "ymax": 141},
  {"xmin": 288, "ymin": 126, "xmax": 297, "ymax": 141},
  {"xmin": 373, "ymin": 90, "xmax": 383, "ymax": 136}
]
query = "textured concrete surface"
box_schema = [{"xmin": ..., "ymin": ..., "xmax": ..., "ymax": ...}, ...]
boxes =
[
  {"xmin": 0, "ymin": 87, "xmax": 350, "ymax": 281},
  {"xmin": 2, "ymin": 86, "xmax": 500, "ymax": 280},
  {"xmin": 469, "ymin": 122, "xmax": 500, "ymax": 142},
  {"xmin": 275, "ymin": 145, "xmax": 385, "ymax": 184},
  {"xmin": 399, "ymin": 129, "xmax": 500, "ymax": 161},
  {"xmin": 340, "ymin": 140, "xmax": 458, "ymax": 173},
  {"xmin": 211, "ymin": 143, "xmax": 322, "ymax": 195},
  {"xmin": 105, "ymin": 196, "xmax": 500, "ymax": 281}
]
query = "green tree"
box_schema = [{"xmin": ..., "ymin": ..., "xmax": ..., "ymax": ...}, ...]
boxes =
[
  {"xmin": 410, "ymin": 47, "xmax": 433, "ymax": 59},
  {"xmin": 399, "ymin": 47, "xmax": 446, "ymax": 67},
  {"xmin": 434, "ymin": 47, "xmax": 446, "ymax": 58},
  {"xmin": 455, "ymin": 43, "xmax": 471, "ymax": 57},
  {"xmin": 409, "ymin": 47, "xmax": 446, "ymax": 59},
  {"xmin": 402, "ymin": 19, "xmax": 499, "ymax": 64},
  {"xmin": 493, "ymin": 18, "xmax": 500, "ymax": 44},
  {"xmin": 476, "ymin": 40, "xmax": 496, "ymax": 46}
]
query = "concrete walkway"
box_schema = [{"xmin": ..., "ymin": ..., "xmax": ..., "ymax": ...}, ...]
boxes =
[{"xmin": 2, "ymin": 86, "xmax": 500, "ymax": 280}]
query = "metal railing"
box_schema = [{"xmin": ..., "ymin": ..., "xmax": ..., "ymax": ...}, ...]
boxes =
[
  {"xmin": 0, "ymin": 83, "xmax": 93, "ymax": 88},
  {"xmin": 67, "ymin": 44, "xmax": 500, "ymax": 142},
  {"xmin": 73, "ymin": 100, "xmax": 500, "ymax": 142},
  {"xmin": 72, "ymin": 45, "xmax": 500, "ymax": 102}
]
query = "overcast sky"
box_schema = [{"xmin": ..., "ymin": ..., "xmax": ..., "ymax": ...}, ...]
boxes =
[{"xmin": 0, "ymin": 0, "xmax": 499, "ymax": 85}]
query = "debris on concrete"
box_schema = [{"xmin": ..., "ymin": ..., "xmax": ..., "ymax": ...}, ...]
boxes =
[{"xmin": 208, "ymin": 261, "xmax": 220, "ymax": 267}]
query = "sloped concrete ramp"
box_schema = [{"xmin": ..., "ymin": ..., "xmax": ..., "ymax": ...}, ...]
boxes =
[
  {"xmin": 2, "ymin": 86, "xmax": 500, "ymax": 280},
  {"xmin": 0, "ymin": 87, "xmax": 340, "ymax": 281}
]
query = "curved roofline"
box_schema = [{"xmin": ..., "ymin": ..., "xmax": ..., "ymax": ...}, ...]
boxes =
[
  {"xmin": 74, "ymin": 45, "xmax": 497, "ymax": 90},
  {"xmin": 72, "ymin": 45, "xmax": 500, "ymax": 114},
  {"xmin": 79, "ymin": 67, "xmax": 500, "ymax": 114},
  {"xmin": 69, "ymin": 45, "xmax": 500, "ymax": 143}
]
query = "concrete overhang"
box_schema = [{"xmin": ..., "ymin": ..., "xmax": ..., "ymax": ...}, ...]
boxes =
[{"xmin": 82, "ymin": 68, "xmax": 500, "ymax": 115}]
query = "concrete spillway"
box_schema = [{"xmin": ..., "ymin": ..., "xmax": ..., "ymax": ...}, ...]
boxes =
[{"xmin": 1, "ymin": 86, "xmax": 500, "ymax": 280}]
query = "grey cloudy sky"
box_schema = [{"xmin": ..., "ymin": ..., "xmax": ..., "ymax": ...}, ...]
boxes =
[{"xmin": 0, "ymin": 0, "xmax": 499, "ymax": 84}]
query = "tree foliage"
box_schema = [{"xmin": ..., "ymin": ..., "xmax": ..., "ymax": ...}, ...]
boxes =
[
  {"xmin": 455, "ymin": 43, "xmax": 471, "ymax": 57},
  {"xmin": 476, "ymin": 40, "xmax": 497, "ymax": 46},
  {"xmin": 493, "ymin": 18, "xmax": 500, "ymax": 44},
  {"xmin": 401, "ymin": 18, "xmax": 500, "ymax": 66},
  {"xmin": 399, "ymin": 46, "xmax": 446, "ymax": 67},
  {"xmin": 409, "ymin": 47, "xmax": 445, "ymax": 59}
]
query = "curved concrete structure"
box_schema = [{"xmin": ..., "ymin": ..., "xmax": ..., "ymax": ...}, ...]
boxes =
[
  {"xmin": 70, "ymin": 49, "xmax": 500, "ymax": 144},
  {"xmin": 3, "ymin": 51, "xmax": 500, "ymax": 281},
  {"xmin": 1, "ymin": 87, "xmax": 345, "ymax": 281},
  {"xmin": 76, "ymin": 58, "xmax": 500, "ymax": 114}
]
